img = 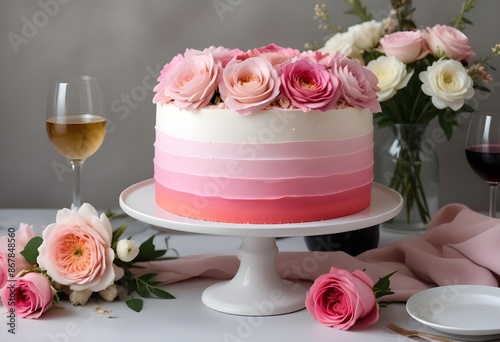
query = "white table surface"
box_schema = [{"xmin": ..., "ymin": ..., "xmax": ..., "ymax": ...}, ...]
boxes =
[{"xmin": 0, "ymin": 208, "xmax": 480, "ymax": 342}]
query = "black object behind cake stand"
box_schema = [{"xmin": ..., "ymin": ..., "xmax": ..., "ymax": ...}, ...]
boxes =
[{"xmin": 119, "ymin": 179, "xmax": 402, "ymax": 316}]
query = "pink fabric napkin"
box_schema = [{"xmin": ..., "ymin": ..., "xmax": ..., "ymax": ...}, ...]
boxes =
[{"xmin": 137, "ymin": 204, "xmax": 500, "ymax": 301}]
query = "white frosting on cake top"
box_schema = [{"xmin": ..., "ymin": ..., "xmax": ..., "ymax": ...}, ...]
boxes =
[{"xmin": 156, "ymin": 104, "xmax": 373, "ymax": 143}]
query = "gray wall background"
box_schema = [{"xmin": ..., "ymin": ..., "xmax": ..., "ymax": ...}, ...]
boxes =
[{"xmin": 1, "ymin": 0, "xmax": 499, "ymax": 211}]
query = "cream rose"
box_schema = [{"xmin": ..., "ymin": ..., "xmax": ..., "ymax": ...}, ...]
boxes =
[
  {"xmin": 367, "ymin": 55, "xmax": 414, "ymax": 102},
  {"xmin": 419, "ymin": 59, "xmax": 474, "ymax": 111},
  {"xmin": 37, "ymin": 203, "xmax": 115, "ymax": 292},
  {"xmin": 319, "ymin": 31, "xmax": 363, "ymax": 63},
  {"xmin": 348, "ymin": 20, "xmax": 384, "ymax": 52}
]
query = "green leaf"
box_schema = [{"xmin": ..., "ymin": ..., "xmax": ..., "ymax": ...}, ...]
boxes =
[
  {"xmin": 126, "ymin": 298, "xmax": 143, "ymax": 312},
  {"xmin": 438, "ymin": 114, "xmax": 455, "ymax": 140},
  {"xmin": 126, "ymin": 278, "xmax": 137, "ymax": 295},
  {"xmin": 139, "ymin": 273, "xmax": 158, "ymax": 282},
  {"xmin": 150, "ymin": 287, "xmax": 175, "ymax": 299},
  {"xmin": 137, "ymin": 281, "xmax": 151, "ymax": 297},
  {"xmin": 20, "ymin": 236, "xmax": 43, "ymax": 264},
  {"xmin": 112, "ymin": 223, "xmax": 128, "ymax": 245},
  {"xmin": 373, "ymin": 271, "xmax": 396, "ymax": 299},
  {"xmin": 134, "ymin": 236, "xmax": 167, "ymax": 262}
]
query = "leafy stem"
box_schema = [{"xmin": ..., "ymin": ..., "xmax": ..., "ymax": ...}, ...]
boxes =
[{"xmin": 450, "ymin": 0, "xmax": 476, "ymax": 30}]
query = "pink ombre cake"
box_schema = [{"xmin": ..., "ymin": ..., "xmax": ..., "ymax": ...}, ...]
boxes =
[
  {"xmin": 152, "ymin": 44, "xmax": 380, "ymax": 224},
  {"xmin": 154, "ymin": 105, "xmax": 373, "ymax": 223}
]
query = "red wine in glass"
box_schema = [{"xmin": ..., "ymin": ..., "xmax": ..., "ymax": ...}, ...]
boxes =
[
  {"xmin": 465, "ymin": 111, "xmax": 500, "ymax": 217},
  {"xmin": 465, "ymin": 144, "xmax": 500, "ymax": 183}
]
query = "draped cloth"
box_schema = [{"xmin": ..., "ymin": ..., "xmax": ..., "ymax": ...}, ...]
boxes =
[{"xmin": 136, "ymin": 204, "xmax": 500, "ymax": 301}]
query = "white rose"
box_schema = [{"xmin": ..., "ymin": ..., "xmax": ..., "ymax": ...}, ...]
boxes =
[
  {"xmin": 320, "ymin": 31, "xmax": 364, "ymax": 63},
  {"xmin": 367, "ymin": 55, "xmax": 414, "ymax": 102},
  {"xmin": 116, "ymin": 239, "xmax": 140, "ymax": 262},
  {"xmin": 69, "ymin": 289, "xmax": 93, "ymax": 306},
  {"xmin": 348, "ymin": 20, "xmax": 384, "ymax": 51},
  {"xmin": 419, "ymin": 59, "xmax": 474, "ymax": 111}
]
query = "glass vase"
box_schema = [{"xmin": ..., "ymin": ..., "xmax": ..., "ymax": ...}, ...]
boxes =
[{"xmin": 374, "ymin": 124, "xmax": 439, "ymax": 233}]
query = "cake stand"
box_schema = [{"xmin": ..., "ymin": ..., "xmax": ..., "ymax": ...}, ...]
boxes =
[{"xmin": 119, "ymin": 179, "xmax": 402, "ymax": 316}]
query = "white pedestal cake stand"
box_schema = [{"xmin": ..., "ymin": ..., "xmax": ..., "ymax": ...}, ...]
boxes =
[{"xmin": 119, "ymin": 179, "xmax": 403, "ymax": 316}]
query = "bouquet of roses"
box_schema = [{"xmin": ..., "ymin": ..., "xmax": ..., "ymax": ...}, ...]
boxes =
[
  {"xmin": 0, "ymin": 203, "xmax": 176, "ymax": 319},
  {"xmin": 308, "ymin": 0, "xmax": 500, "ymax": 225}
]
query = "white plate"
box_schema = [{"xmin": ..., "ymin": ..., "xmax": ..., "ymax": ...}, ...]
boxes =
[{"xmin": 406, "ymin": 285, "xmax": 500, "ymax": 336}]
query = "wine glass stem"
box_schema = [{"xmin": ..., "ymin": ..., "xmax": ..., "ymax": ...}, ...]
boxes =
[
  {"xmin": 489, "ymin": 183, "xmax": 498, "ymax": 218},
  {"xmin": 70, "ymin": 160, "xmax": 84, "ymax": 208}
]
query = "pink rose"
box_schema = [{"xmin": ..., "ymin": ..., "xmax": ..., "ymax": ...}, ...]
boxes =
[
  {"xmin": 280, "ymin": 59, "xmax": 341, "ymax": 112},
  {"xmin": 203, "ymin": 46, "xmax": 243, "ymax": 67},
  {"xmin": 423, "ymin": 24, "xmax": 475, "ymax": 62},
  {"xmin": 219, "ymin": 57, "xmax": 281, "ymax": 115},
  {"xmin": 331, "ymin": 56, "xmax": 381, "ymax": 113},
  {"xmin": 305, "ymin": 267, "xmax": 379, "ymax": 330},
  {"xmin": 153, "ymin": 51, "xmax": 220, "ymax": 109},
  {"xmin": 37, "ymin": 203, "xmax": 115, "ymax": 292},
  {"xmin": 299, "ymin": 50, "xmax": 343, "ymax": 68},
  {"xmin": 152, "ymin": 52, "xmax": 185, "ymax": 104},
  {"xmin": 242, "ymin": 43, "xmax": 301, "ymax": 69},
  {"xmin": 379, "ymin": 30, "xmax": 429, "ymax": 64},
  {"xmin": 1, "ymin": 272, "xmax": 53, "ymax": 319},
  {"xmin": 0, "ymin": 223, "xmax": 36, "ymax": 278},
  {"xmin": 0, "ymin": 253, "xmax": 7, "ymax": 289}
]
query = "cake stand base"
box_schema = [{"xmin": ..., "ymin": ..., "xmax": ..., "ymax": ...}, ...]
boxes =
[
  {"xmin": 202, "ymin": 237, "xmax": 306, "ymax": 316},
  {"xmin": 119, "ymin": 179, "xmax": 403, "ymax": 316}
]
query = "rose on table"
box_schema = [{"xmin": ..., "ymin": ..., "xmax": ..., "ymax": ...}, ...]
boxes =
[{"xmin": 305, "ymin": 267, "xmax": 395, "ymax": 330}]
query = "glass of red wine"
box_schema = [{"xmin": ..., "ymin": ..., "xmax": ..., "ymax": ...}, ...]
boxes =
[{"xmin": 465, "ymin": 111, "xmax": 500, "ymax": 217}]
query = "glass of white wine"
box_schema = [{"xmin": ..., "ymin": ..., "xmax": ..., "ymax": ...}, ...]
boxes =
[{"xmin": 46, "ymin": 75, "xmax": 106, "ymax": 208}]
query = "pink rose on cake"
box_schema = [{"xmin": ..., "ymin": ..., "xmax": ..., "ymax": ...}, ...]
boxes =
[
  {"xmin": 219, "ymin": 57, "xmax": 281, "ymax": 115},
  {"xmin": 280, "ymin": 58, "xmax": 341, "ymax": 111},
  {"xmin": 37, "ymin": 203, "xmax": 115, "ymax": 292},
  {"xmin": 152, "ymin": 44, "xmax": 382, "ymax": 115},
  {"xmin": 242, "ymin": 43, "xmax": 301, "ymax": 69},
  {"xmin": 154, "ymin": 52, "xmax": 220, "ymax": 110},
  {"xmin": 331, "ymin": 56, "xmax": 381, "ymax": 113}
]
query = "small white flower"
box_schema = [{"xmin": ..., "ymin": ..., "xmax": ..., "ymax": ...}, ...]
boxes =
[
  {"xmin": 99, "ymin": 284, "xmax": 118, "ymax": 302},
  {"xmin": 367, "ymin": 55, "xmax": 414, "ymax": 102},
  {"xmin": 69, "ymin": 289, "xmax": 93, "ymax": 306},
  {"xmin": 116, "ymin": 239, "xmax": 140, "ymax": 262},
  {"xmin": 419, "ymin": 59, "xmax": 474, "ymax": 111}
]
